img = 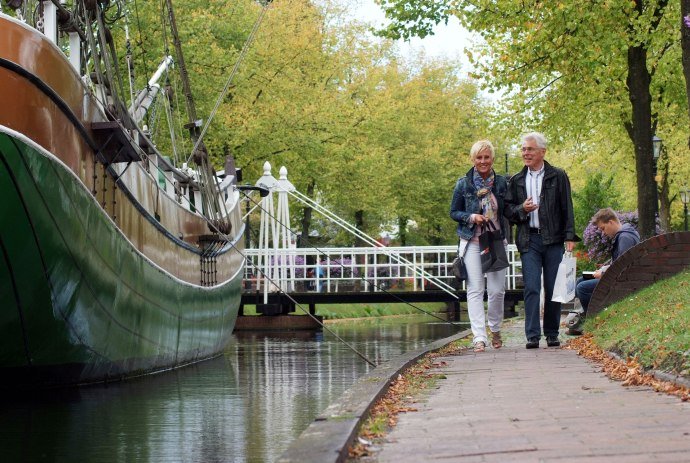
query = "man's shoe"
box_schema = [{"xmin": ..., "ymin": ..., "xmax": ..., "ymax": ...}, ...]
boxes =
[
  {"xmin": 546, "ymin": 336, "xmax": 561, "ymax": 347},
  {"xmin": 526, "ymin": 338, "xmax": 539, "ymax": 349}
]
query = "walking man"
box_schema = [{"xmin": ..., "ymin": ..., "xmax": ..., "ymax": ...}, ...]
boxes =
[{"xmin": 505, "ymin": 132, "xmax": 579, "ymax": 348}]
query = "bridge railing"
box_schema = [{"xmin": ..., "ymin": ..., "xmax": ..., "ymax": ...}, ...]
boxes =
[{"xmin": 243, "ymin": 244, "xmax": 522, "ymax": 293}]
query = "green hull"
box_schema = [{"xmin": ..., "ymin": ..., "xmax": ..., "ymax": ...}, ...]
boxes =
[{"xmin": 0, "ymin": 132, "xmax": 242, "ymax": 387}]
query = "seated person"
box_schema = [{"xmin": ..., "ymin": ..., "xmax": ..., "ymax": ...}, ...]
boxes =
[{"xmin": 567, "ymin": 208, "xmax": 640, "ymax": 335}]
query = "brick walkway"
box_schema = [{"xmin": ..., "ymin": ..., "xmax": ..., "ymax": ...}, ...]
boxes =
[{"xmin": 370, "ymin": 322, "xmax": 690, "ymax": 462}]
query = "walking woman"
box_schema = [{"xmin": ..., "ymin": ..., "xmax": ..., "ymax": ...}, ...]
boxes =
[{"xmin": 450, "ymin": 140, "xmax": 508, "ymax": 352}]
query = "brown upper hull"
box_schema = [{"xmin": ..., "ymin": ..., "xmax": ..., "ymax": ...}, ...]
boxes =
[{"xmin": 0, "ymin": 15, "xmax": 244, "ymax": 285}]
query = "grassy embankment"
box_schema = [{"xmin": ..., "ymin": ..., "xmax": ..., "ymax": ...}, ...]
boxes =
[
  {"xmin": 241, "ymin": 302, "xmax": 448, "ymax": 320},
  {"xmin": 580, "ymin": 268, "xmax": 690, "ymax": 377}
]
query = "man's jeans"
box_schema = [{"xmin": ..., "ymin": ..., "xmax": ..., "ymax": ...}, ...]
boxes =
[
  {"xmin": 521, "ymin": 233, "xmax": 564, "ymax": 340},
  {"xmin": 575, "ymin": 277, "xmax": 598, "ymax": 315}
]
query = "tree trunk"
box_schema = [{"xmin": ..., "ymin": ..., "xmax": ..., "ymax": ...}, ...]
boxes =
[
  {"xmin": 626, "ymin": 37, "xmax": 657, "ymax": 239},
  {"xmin": 354, "ymin": 210, "xmax": 366, "ymax": 247},
  {"xmin": 681, "ymin": 0, "xmax": 690, "ymax": 148},
  {"xmin": 298, "ymin": 179, "xmax": 315, "ymax": 248},
  {"xmin": 658, "ymin": 153, "xmax": 673, "ymax": 231},
  {"xmin": 397, "ymin": 216, "xmax": 408, "ymax": 246}
]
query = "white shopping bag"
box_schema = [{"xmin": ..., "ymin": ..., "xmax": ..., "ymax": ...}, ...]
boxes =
[{"xmin": 551, "ymin": 252, "xmax": 577, "ymax": 302}]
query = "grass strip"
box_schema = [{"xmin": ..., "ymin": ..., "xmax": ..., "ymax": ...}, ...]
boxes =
[
  {"xmin": 583, "ymin": 269, "xmax": 690, "ymax": 377},
  {"xmin": 241, "ymin": 302, "xmax": 447, "ymax": 319}
]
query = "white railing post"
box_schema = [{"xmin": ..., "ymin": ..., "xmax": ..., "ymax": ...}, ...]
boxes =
[
  {"xmin": 256, "ymin": 162, "xmax": 278, "ymax": 303},
  {"xmin": 42, "ymin": 1, "xmax": 58, "ymax": 44},
  {"xmin": 69, "ymin": 32, "xmax": 81, "ymax": 72},
  {"xmin": 276, "ymin": 166, "xmax": 296, "ymax": 292}
]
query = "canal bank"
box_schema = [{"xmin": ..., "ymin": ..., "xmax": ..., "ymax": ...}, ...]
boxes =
[{"xmin": 277, "ymin": 326, "xmax": 472, "ymax": 463}]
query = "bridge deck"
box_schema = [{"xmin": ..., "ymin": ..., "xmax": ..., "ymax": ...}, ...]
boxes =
[{"xmin": 240, "ymin": 289, "xmax": 524, "ymax": 317}]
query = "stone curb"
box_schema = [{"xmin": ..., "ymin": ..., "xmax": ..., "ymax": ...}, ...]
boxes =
[{"xmin": 276, "ymin": 327, "xmax": 472, "ymax": 463}]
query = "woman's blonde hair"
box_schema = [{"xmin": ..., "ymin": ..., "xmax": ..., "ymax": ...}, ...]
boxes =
[{"xmin": 469, "ymin": 140, "xmax": 495, "ymax": 161}]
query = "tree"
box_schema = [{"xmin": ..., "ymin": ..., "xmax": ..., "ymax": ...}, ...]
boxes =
[
  {"xmin": 376, "ymin": 0, "xmax": 682, "ymax": 239},
  {"xmin": 681, "ymin": 1, "xmax": 690, "ymax": 147},
  {"xmin": 120, "ymin": 0, "xmax": 490, "ymax": 244}
]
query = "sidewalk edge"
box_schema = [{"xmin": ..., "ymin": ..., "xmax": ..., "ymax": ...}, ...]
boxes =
[{"xmin": 276, "ymin": 327, "xmax": 472, "ymax": 463}]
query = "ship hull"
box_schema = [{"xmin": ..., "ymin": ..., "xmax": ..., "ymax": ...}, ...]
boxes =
[
  {"xmin": 1, "ymin": 131, "xmax": 242, "ymax": 387},
  {"xmin": 0, "ymin": 14, "xmax": 244, "ymax": 388}
]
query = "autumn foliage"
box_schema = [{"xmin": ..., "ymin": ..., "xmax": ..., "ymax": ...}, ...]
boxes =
[
  {"xmin": 348, "ymin": 341, "xmax": 465, "ymax": 458},
  {"xmin": 566, "ymin": 334, "xmax": 690, "ymax": 401}
]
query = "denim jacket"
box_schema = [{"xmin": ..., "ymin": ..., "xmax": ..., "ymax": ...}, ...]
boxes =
[{"xmin": 449, "ymin": 167, "xmax": 508, "ymax": 240}]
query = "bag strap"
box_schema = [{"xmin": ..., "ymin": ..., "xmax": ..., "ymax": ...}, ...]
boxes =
[
  {"xmin": 457, "ymin": 238, "xmax": 469, "ymax": 259},
  {"xmin": 482, "ymin": 220, "xmax": 499, "ymax": 232}
]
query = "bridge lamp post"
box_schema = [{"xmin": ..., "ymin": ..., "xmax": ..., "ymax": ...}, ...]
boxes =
[
  {"xmin": 680, "ymin": 186, "xmax": 690, "ymax": 232},
  {"xmin": 652, "ymin": 135, "xmax": 662, "ymax": 219}
]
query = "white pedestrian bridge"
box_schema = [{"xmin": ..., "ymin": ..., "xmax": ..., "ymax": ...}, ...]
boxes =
[{"xmin": 243, "ymin": 244, "xmax": 523, "ymax": 294}]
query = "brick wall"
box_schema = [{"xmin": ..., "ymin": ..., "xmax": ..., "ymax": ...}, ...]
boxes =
[{"xmin": 588, "ymin": 231, "xmax": 690, "ymax": 316}]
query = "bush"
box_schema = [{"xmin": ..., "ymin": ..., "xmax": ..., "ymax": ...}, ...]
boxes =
[
  {"xmin": 319, "ymin": 257, "xmax": 359, "ymax": 278},
  {"xmin": 367, "ymin": 265, "xmax": 401, "ymax": 278},
  {"xmin": 573, "ymin": 173, "xmax": 621, "ymax": 237},
  {"xmin": 573, "ymin": 250, "xmax": 598, "ymax": 272}
]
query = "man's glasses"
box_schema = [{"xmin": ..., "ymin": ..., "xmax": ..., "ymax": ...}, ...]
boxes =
[{"xmin": 521, "ymin": 147, "xmax": 542, "ymax": 153}]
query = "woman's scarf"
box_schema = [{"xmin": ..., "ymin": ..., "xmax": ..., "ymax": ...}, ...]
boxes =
[{"xmin": 473, "ymin": 169, "xmax": 496, "ymax": 220}]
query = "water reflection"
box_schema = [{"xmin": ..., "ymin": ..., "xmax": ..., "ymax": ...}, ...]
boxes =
[{"xmin": 0, "ymin": 316, "xmax": 464, "ymax": 462}]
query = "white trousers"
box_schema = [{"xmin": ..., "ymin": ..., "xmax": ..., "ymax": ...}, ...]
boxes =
[{"xmin": 464, "ymin": 241, "xmax": 507, "ymax": 344}]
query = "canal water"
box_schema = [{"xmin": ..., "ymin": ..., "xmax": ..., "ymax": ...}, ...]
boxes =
[{"xmin": 1, "ymin": 315, "xmax": 465, "ymax": 462}]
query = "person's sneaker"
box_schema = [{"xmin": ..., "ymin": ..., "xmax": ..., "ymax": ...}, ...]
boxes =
[
  {"xmin": 473, "ymin": 341, "xmax": 486, "ymax": 353},
  {"xmin": 566, "ymin": 312, "xmax": 585, "ymax": 336},
  {"xmin": 546, "ymin": 336, "xmax": 561, "ymax": 347},
  {"xmin": 566, "ymin": 326, "xmax": 583, "ymax": 336},
  {"xmin": 525, "ymin": 337, "xmax": 539, "ymax": 349}
]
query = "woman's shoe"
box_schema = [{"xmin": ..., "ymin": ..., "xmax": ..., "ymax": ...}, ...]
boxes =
[
  {"xmin": 473, "ymin": 341, "xmax": 486, "ymax": 352},
  {"xmin": 491, "ymin": 331, "xmax": 503, "ymax": 349}
]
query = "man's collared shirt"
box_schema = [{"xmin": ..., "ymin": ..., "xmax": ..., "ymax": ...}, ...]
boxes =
[{"xmin": 526, "ymin": 164, "xmax": 545, "ymax": 228}]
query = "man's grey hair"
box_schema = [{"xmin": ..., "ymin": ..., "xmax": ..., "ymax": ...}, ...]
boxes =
[{"xmin": 522, "ymin": 132, "xmax": 547, "ymax": 149}]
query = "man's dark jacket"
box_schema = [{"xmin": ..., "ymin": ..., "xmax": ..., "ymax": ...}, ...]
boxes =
[{"xmin": 504, "ymin": 161, "xmax": 580, "ymax": 253}]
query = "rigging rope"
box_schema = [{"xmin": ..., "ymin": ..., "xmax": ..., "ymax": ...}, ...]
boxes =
[
  {"xmin": 161, "ymin": 85, "xmax": 180, "ymax": 165},
  {"xmin": 124, "ymin": 24, "xmax": 136, "ymax": 110}
]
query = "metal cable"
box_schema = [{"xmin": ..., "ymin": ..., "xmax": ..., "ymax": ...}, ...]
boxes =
[
  {"xmin": 242, "ymin": 193, "xmax": 465, "ymax": 327},
  {"xmin": 289, "ymin": 188, "xmax": 459, "ymax": 295}
]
